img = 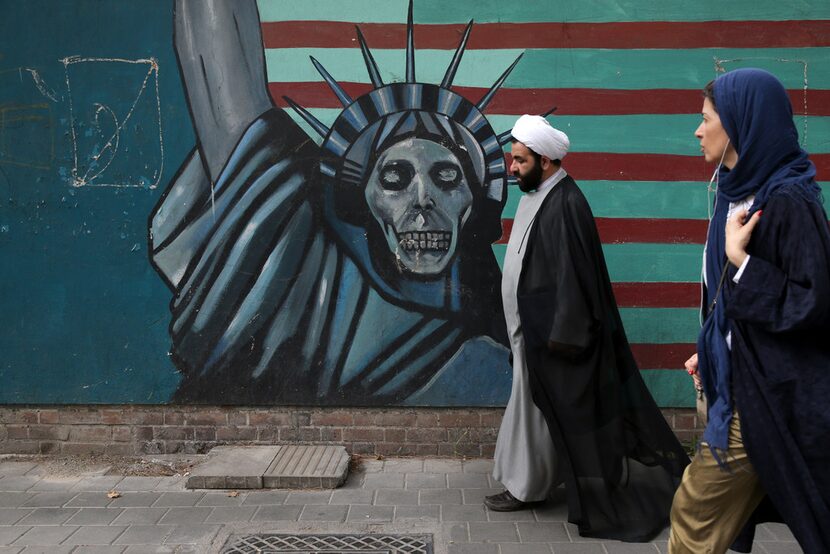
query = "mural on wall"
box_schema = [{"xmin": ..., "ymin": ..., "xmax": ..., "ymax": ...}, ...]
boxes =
[
  {"xmin": 149, "ymin": 0, "xmax": 515, "ymax": 405},
  {"xmin": 2, "ymin": 0, "xmax": 828, "ymax": 406}
]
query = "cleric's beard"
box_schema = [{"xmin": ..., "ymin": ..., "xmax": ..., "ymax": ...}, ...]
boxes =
[{"xmin": 515, "ymin": 161, "xmax": 543, "ymax": 192}]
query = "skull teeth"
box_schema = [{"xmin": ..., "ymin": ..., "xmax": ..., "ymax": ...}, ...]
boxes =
[{"xmin": 397, "ymin": 231, "xmax": 452, "ymax": 252}]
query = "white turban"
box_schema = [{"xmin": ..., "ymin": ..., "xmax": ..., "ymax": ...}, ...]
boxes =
[{"xmin": 511, "ymin": 114, "xmax": 570, "ymax": 161}]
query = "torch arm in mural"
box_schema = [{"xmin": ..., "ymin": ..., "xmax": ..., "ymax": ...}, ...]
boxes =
[{"xmin": 149, "ymin": 0, "xmax": 513, "ymax": 406}]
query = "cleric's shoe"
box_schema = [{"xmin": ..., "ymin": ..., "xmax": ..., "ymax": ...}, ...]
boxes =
[{"xmin": 484, "ymin": 490, "xmax": 528, "ymax": 511}]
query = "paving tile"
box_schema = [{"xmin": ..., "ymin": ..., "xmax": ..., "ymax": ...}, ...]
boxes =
[
  {"xmin": 203, "ymin": 506, "xmax": 257, "ymax": 523},
  {"xmin": 240, "ymin": 491, "xmax": 288, "ymax": 506},
  {"xmin": 461, "ymin": 488, "xmax": 502, "ymax": 506},
  {"xmin": 251, "ymin": 505, "xmax": 302, "ymax": 522},
  {"xmin": 442, "ymin": 505, "xmax": 488, "ymax": 522},
  {"xmin": 16, "ymin": 544, "xmax": 75, "ymax": 554},
  {"xmin": 446, "ymin": 473, "xmax": 489, "ymax": 489},
  {"xmin": 0, "ymin": 547, "xmax": 23, "ymax": 554},
  {"xmin": 20, "ymin": 492, "xmax": 77, "ymax": 508},
  {"xmin": 0, "ymin": 494, "xmax": 34, "ymax": 508},
  {"xmin": 110, "ymin": 508, "xmax": 169, "ymax": 525},
  {"xmin": 394, "ymin": 505, "xmax": 440, "ymax": 522},
  {"xmin": 550, "ymin": 544, "xmax": 607, "ymax": 554},
  {"xmin": 469, "ymin": 521, "xmax": 519, "ymax": 542},
  {"xmin": 447, "ymin": 523, "xmax": 469, "ymax": 542},
  {"xmin": 0, "ymin": 509, "xmax": 32, "ymax": 525},
  {"xmin": 284, "ymin": 491, "xmax": 332, "ymax": 505},
  {"xmin": 486, "ymin": 508, "xmax": 536, "ymax": 522},
  {"xmin": 16, "ymin": 507, "xmax": 78, "ymax": 525},
  {"xmin": 755, "ymin": 543, "xmax": 805, "ymax": 554},
  {"xmin": 71, "ymin": 477, "xmax": 125, "ymax": 492},
  {"xmin": 518, "ymin": 522, "xmax": 572, "ymax": 542},
  {"xmin": 108, "ymin": 493, "xmax": 162, "ymax": 508},
  {"xmin": 157, "ymin": 507, "xmax": 212, "ymax": 525},
  {"xmin": 112, "ymin": 525, "xmax": 176, "ymax": 545},
  {"xmin": 72, "ymin": 547, "xmax": 128, "ymax": 554},
  {"xmin": 346, "ymin": 505, "xmax": 394, "ymax": 523},
  {"xmin": 65, "ymin": 508, "xmax": 124, "ymax": 525},
  {"xmin": 28, "ymin": 478, "xmax": 80, "ymax": 492},
  {"xmin": 359, "ymin": 460, "xmax": 384, "ymax": 473},
  {"xmin": 762, "ymin": 523, "xmax": 796, "ymax": 542},
  {"xmin": 500, "ymin": 544, "xmax": 552, "ymax": 554},
  {"xmin": 461, "ymin": 460, "xmax": 494, "ymax": 474},
  {"xmin": 63, "ymin": 526, "xmax": 129, "ymax": 545},
  {"xmin": 447, "ymin": 544, "xmax": 498, "ymax": 554},
  {"xmin": 406, "ymin": 473, "xmax": 447, "ymax": 489},
  {"xmin": 0, "ymin": 526, "xmax": 29, "ymax": 545},
  {"xmin": 195, "ymin": 492, "xmax": 246, "ymax": 507},
  {"xmin": 382, "ymin": 459, "xmax": 424, "ymax": 473},
  {"xmin": 0, "ymin": 463, "xmax": 38, "ymax": 476},
  {"xmin": 603, "ymin": 544, "xmax": 659, "ymax": 553},
  {"xmin": 122, "ymin": 547, "xmax": 177, "ymax": 554},
  {"xmin": 151, "ymin": 478, "xmax": 187, "ymax": 492},
  {"xmin": 65, "ymin": 492, "xmax": 114, "ymax": 508},
  {"xmin": 152, "ymin": 493, "xmax": 205, "ymax": 507},
  {"xmin": 298, "ymin": 505, "xmax": 348, "ymax": 522},
  {"xmin": 420, "ymin": 489, "xmax": 463, "ymax": 505},
  {"xmin": 424, "ymin": 459, "xmax": 463, "ymax": 473},
  {"xmin": 375, "ymin": 489, "xmax": 419, "ymax": 506},
  {"xmin": 0, "ymin": 478, "xmax": 40, "ymax": 493},
  {"xmin": 362, "ymin": 473, "xmax": 404, "ymax": 489},
  {"xmin": 163, "ymin": 524, "xmax": 221, "ymax": 545},
  {"xmin": 116, "ymin": 478, "xmax": 163, "ymax": 491},
  {"xmin": 12, "ymin": 525, "xmax": 78, "ymax": 545},
  {"xmin": 329, "ymin": 489, "xmax": 374, "ymax": 505}
]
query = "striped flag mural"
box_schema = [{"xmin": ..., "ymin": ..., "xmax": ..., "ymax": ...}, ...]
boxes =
[{"xmin": 257, "ymin": 0, "xmax": 830, "ymax": 407}]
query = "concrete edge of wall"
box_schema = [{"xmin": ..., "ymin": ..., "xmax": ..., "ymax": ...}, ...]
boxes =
[{"xmin": 0, "ymin": 406, "xmax": 702, "ymax": 457}]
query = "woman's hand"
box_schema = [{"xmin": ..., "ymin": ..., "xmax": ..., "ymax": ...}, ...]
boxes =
[
  {"xmin": 685, "ymin": 353, "xmax": 702, "ymax": 391},
  {"xmin": 725, "ymin": 209, "xmax": 762, "ymax": 268}
]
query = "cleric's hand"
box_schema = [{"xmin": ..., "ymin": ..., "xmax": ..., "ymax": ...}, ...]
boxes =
[{"xmin": 725, "ymin": 209, "xmax": 762, "ymax": 268}]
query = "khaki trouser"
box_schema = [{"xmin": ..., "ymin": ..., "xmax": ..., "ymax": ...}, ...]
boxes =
[{"xmin": 668, "ymin": 411, "xmax": 766, "ymax": 554}]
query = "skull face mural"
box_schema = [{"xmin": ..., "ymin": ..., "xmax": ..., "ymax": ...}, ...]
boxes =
[{"xmin": 366, "ymin": 138, "xmax": 473, "ymax": 275}]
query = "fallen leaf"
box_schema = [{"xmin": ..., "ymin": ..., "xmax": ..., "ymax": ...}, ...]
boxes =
[
  {"xmin": 227, "ymin": 491, "xmax": 239, "ymax": 497},
  {"xmin": 106, "ymin": 490, "xmax": 121, "ymax": 499}
]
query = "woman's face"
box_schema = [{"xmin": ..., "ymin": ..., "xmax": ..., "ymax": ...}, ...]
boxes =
[{"xmin": 695, "ymin": 98, "xmax": 738, "ymax": 169}]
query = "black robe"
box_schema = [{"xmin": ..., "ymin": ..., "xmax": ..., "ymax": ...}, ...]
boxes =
[
  {"xmin": 516, "ymin": 176, "xmax": 689, "ymax": 542},
  {"xmin": 725, "ymin": 191, "xmax": 830, "ymax": 553}
]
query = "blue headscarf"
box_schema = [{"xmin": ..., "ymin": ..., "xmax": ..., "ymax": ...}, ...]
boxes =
[{"xmin": 698, "ymin": 68, "xmax": 820, "ymax": 459}]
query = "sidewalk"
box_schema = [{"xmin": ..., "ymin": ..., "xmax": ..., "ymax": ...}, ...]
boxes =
[{"xmin": 0, "ymin": 456, "xmax": 801, "ymax": 553}]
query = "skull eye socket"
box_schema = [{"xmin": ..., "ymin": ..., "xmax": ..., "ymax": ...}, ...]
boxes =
[
  {"xmin": 430, "ymin": 162, "xmax": 463, "ymax": 190},
  {"xmin": 377, "ymin": 161, "xmax": 415, "ymax": 191}
]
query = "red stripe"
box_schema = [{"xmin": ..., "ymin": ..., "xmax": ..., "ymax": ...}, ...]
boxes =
[
  {"xmin": 270, "ymin": 83, "xmax": 830, "ymax": 116},
  {"xmin": 613, "ymin": 283, "xmax": 700, "ymax": 308},
  {"xmin": 503, "ymin": 153, "xmax": 830, "ymax": 181},
  {"xmin": 262, "ymin": 20, "xmax": 830, "ymax": 49},
  {"xmin": 499, "ymin": 217, "xmax": 707, "ymax": 244},
  {"xmin": 631, "ymin": 343, "xmax": 696, "ymax": 369}
]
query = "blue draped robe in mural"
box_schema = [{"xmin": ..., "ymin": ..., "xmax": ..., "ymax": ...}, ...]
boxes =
[{"xmin": 151, "ymin": 108, "xmax": 509, "ymax": 405}]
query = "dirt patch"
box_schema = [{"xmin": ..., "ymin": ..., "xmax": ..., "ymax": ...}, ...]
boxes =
[{"xmin": 3, "ymin": 454, "xmax": 202, "ymax": 477}]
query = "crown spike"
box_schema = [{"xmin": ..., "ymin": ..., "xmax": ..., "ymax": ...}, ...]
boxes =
[
  {"xmin": 355, "ymin": 26, "xmax": 384, "ymax": 89},
  {"xmin": 476, "ymin": 52, "xmax": 523, "ymax": 112},
  {"xmin": 283, "ymin": 96, "xmax": 330, "ymax": 138},
  {"xmin": 441, "ymin": 20, "xmax": 473, "ymax": 89},
  {"xmin": 405, "ymin": 0, "xmax": 415, "ymax": 83},
  {"xmin": 309, "ymin": 56, "xmax": 353, "ymax": 107}
]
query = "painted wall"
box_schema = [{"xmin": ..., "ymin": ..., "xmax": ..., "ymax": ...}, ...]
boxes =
[{"xmin": 1, "ymin": 0, "xmax": 828, "ymax": 406}]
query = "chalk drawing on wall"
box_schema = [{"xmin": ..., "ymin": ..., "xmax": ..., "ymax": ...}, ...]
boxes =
[
  {"xmin": 0, "ymin": 68, "xmax": 57, "ymax": 171},
  {"xmin": 149, "ymin": 0, "xmax": 515, "ymax": 406},
  {"xmin": 714, "ymin": 56, "xmax": 809, "ymax": 144},
  {"xmin": 61, "ymin": 56, "xmax": 164, "ymax": 188}
]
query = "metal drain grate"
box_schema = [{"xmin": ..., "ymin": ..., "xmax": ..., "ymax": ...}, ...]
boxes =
[{"xmin": 221, "ymin": 533, "xmax": 433, "ymax": 553}]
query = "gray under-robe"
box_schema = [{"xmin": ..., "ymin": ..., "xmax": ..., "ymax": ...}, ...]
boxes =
[{"xmin": 492, "ymin": 171, "xmax": 563, "ymax": 502}]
